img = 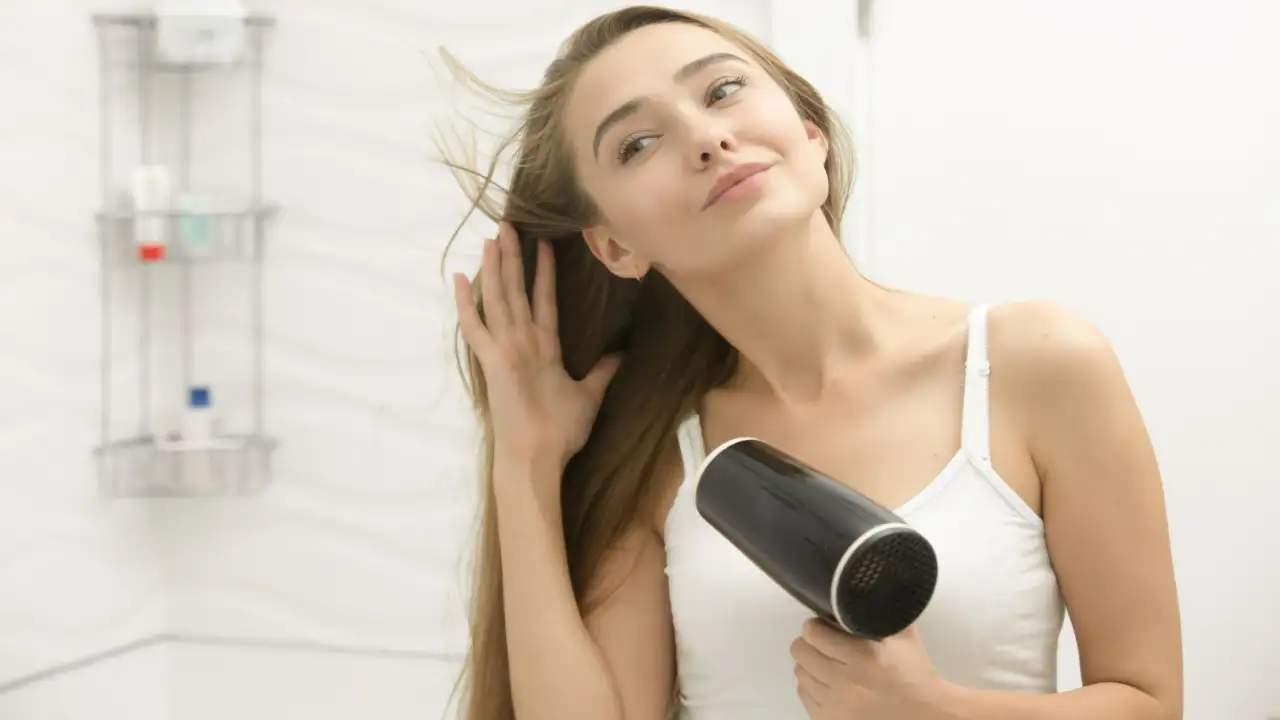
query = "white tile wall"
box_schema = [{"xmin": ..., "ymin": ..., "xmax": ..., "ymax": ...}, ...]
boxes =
[
  {"xmin": 168, "ymin": 641, "xmax": 460, "ymax": 720},
  {"xmin": 0, "ymin": 640, "xmax": 169, "ymax": 720}
]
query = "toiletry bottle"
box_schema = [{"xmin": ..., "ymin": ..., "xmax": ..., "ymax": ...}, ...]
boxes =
[
  {"xmin": 131, "ymin": 165, "xmax": 171, "ymax": 262},
  {"xmin": 181, "ymin": 385, "xmax": 220, "ymax": 493},
  {"xmin": 176, "ymin": 192, "xmax": 215, "ymax": 257},
  {"xmin": 156, "ymin": 0, "xmax": 248, "ymax": 66},
  {"xmin": 184, "ymin": 385, "xmax": 217, "ymax": 441}
]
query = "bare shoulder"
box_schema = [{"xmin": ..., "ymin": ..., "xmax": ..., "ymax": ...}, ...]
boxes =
[
  {"xmin": 986, "ymin": 300, "xmax": 1144, "ymax": 471},
  {"xmin": 986, "ymin": 300, "xmax": 1127, "ymax": 402},
  {"xmin": 988, "ymin": 300, "xmax": 1117, "ymax": 374}
]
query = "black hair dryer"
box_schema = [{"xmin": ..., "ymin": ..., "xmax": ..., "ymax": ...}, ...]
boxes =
[{"xmin": 695, "ymin": 437, "xmax": 939, "ymax": 640}]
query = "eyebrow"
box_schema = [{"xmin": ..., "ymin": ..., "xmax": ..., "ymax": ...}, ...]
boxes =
[{"xmin": 591, "ymin": 51, "xmax": 747, "ymax": 159}]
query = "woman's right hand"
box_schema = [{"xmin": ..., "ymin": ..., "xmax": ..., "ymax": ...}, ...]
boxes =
[{"xmin": 453, "ymin": 222, "xmax": 622, "ymax": 475}]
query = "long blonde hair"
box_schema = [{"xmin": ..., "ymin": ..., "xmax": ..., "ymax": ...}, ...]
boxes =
[{"xmin": 439, "ymin": 6, "xmax": 855, "ymax": 718}]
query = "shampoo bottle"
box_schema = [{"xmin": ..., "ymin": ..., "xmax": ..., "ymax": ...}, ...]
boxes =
[
  {"xmin": 184, "ymin": 385, "xmax": 217, "ymax": 441},
  {"xmin": 182, "ymin": 385, "xmax": 220, "ymax": 493},
  {"xmin": 130, "ymin": 165, "xmax": 171, "ymax": 262}
]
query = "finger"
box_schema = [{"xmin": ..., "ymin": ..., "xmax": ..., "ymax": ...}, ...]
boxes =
[
  {"xmin": 480, "ymin": 237, "xmax": 510, "ymax": 333},
  {"xmin": 797, "ymin": 684, "xmax": 824, "ymax": 717},
  {"xmin": 581, "ymin": 353, "xmax": 623, "ymax": 400},
  {"xmin": 795, "ymin": 662, "xmax": 830, "ymax": 695},
  {"xmin": 804, "ymin": 618, "xmax": 871, "ymax": 664},
  {"xmin": 532, "ymin": 239, "xmax": 558, "ymax": 332},
  {"xmin": 498, "ymin": 222, "xmax": 531, "ymax": 324},
  {"xmin": 454, "ymin": 273, "xmax": 496, "ymax": 360},
  {"xmin": 790, "ymin": 637, "xmax": 838, "ymax": 686}
]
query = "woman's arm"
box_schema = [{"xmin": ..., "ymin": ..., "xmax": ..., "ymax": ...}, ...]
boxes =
[
  {"xmin": 950, "ymin": 302, "xmax": 1182, "ymax": 719},
  {"xmin": 790, "ymin": 301, "xmax": 1182, "ymax": 720},
  {"xmin": 494, "ymin": 448, "xmax": 677, "ymax": 720}
]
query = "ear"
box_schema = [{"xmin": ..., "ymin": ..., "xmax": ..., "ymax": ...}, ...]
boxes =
[
  {"xmin": 803, "ymin": 120, "xmax": 829, "ymax": 156},
  {"xmin": 583, "ymin": 224, "xmax": 651, "ymax": 280}
]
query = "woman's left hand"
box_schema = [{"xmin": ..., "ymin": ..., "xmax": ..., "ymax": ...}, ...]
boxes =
[{"xmin": 790, "ymin": 618, "xmax": 955, "ymax": 719}]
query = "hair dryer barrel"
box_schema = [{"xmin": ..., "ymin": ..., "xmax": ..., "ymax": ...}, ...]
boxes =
[{"xmin": 694, "ymin": 437, "xmax": 939, "ymax": 640}]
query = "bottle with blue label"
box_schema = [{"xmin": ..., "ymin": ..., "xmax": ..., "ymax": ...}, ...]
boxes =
[
  {"xmin": 184, "ymin": 385, "xmax": 216, "ymax": 442},
  {"xmin": 181, "ymin": 385, "xmax": 219, "ymax": 493}
]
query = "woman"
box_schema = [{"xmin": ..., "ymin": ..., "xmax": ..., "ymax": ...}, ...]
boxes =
[{"xmin": 445, "ymin": 6, "xmax": 1182, "ymax": 719}]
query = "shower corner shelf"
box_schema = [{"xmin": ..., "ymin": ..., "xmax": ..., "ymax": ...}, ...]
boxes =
[
  {"xmin": 92, "ymin": 10, "xmax": 277, "ymax": 27},
  {"xmin": 93, "ymin": 10, "xmax": 279, "ymax": 498},
  {"xmin": 96, "ymin": 433, "xmax": 278, "ymax": 498},
  {"xmin": 96, "ymin": 204, "xmax": 279, "ymax": 263},
  {"xmin": 92, "ymin": 10, "xmax": 275, "ymax": 73}
]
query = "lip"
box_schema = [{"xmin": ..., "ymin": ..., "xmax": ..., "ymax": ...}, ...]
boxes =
[{"xmin": 703, "ymin": 162, "xmax": 772, "ymax": 209}]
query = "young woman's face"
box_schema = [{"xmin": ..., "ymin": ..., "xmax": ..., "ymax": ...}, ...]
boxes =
[{"xmin": 565, "ymin": 22, "xmax": 831, "ymax": 281}]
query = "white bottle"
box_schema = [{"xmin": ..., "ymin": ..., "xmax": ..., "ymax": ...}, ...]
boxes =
[
  {"xmin": 182, "ymin": 385, "xmax": 220, "ymax": 493},
  {"xmin": 130, "ymin": 165, "xmax": 171, "ymax": 262},
  {"xmin": 183, "ymin": 385, "xmax": 217, "ymax": 441}
]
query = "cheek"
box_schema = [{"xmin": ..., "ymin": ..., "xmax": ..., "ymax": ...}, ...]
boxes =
[
  {"xmin": 755, "ymin": 108, "xmax": 828, "ymax": 197},
  {"xmin": 598, "ymin": 170, "xmax": 693, "ymax": 260},
  {"xmin": 741, "ymin": 89, "xmax": 813, "ymax": 148},
  {"xmin": 744, "ymin": 106, "xmax": 829, "ymax": 200},
  {"xmin": 618, "ymin": 171, "xmax": 686, "ymax": 226}
]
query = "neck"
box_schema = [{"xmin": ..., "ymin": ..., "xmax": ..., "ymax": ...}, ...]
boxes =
[{"xmin": 674, "ymin": 213, "xmax": 900, "ymax": 403}]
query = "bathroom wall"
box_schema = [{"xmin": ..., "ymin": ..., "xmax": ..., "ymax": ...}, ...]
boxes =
[
  {"xmin": 0, "ymin": 1, "xmax": 1275, "ymax": 719},
  {"xmin": 0, "ymin": 0, "xmax": 171, "ymax": 717},
  {"xmin": 857, "ymin": 4, "xmax": 1280, "ymax": 718},
  {"xmin": 0, "ymin": 1, "xmax": 770, "ymax": 718}
]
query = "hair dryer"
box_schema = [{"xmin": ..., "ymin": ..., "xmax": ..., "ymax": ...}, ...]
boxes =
[{"xmin": 695, "ymin": 437, "xmax": 939, "ymax": 640}]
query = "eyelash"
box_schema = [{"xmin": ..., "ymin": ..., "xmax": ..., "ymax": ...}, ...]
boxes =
[
  {"xmin": 706, "ymin": 75, "xmax": 748, "ymax": 104},
  {"xmin": 616, "ymin": 75, "xmax": 750, "ymax": 164}
]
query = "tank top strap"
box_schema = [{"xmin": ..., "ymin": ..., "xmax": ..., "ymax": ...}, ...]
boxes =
[
  {"xmin": 960, "ymin": 303, "xmax": 995, "ymax": 465},
  {"xmin": 676, "ymin": 411, "xmax": 708, "ymax": 484}
]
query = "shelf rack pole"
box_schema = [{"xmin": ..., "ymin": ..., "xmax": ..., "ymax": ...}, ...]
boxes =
[
  {"xmin": 96, "ymin": 22, "xmax": 114, "ymax": 488},
  {"xmin": 136, "ymin": 23, "xmax": 153, "ymax": 438},
  {"xmin": 180, "ymin": 53, "xmax": 193, "ymax": 397},
  {"xmin": 251, "ymin": 28, "xmax": 264, "ymax": 443}
]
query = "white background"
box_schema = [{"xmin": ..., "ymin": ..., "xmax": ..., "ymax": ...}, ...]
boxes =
[{"xmin": 0, "ymin": 1, "xmax": 1275, "ymax": 718}]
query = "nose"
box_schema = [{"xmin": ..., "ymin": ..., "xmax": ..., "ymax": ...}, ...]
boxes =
[
  {"xmin": 687, "ymin": 117, "xmax": 737, "ymax": 170},
  {"xmin": 697, "ymin": 140, "xmax": 732, "ymax": 166}
]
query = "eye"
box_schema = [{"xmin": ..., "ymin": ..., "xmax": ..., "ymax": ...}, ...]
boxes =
[
  {"xmin": 707, "ymin": 75, "xmax": 748, "ymax": 104},
  {"xmin": 617, "ymin": 134, "xmax": 655, "ymax": 164}
]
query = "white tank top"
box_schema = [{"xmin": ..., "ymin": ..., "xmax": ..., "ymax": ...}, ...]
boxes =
[{"xmin": 663, "ymin": 304, "xmax": 1065, "ymax": 719}]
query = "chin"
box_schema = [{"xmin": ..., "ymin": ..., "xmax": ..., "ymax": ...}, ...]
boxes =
[
  {"xmin": 719, "ymin": 204, "xmax": 821, "ymax": 259},
  {"xmin": 698, "ymin": 182, "xmax": 830, "ymax": 267},
  {"xmin": 743, "ymin": 186, "xmax": 826, "ymax": 232}
]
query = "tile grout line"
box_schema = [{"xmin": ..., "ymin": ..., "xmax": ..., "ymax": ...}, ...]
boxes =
[
  {"xmin": 0, "ymin": 633, "xmax": 465, "ymax": 696},
  {"xmin": 0, "ymin": 635, "xmax": 166, "ymax": 696}
]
